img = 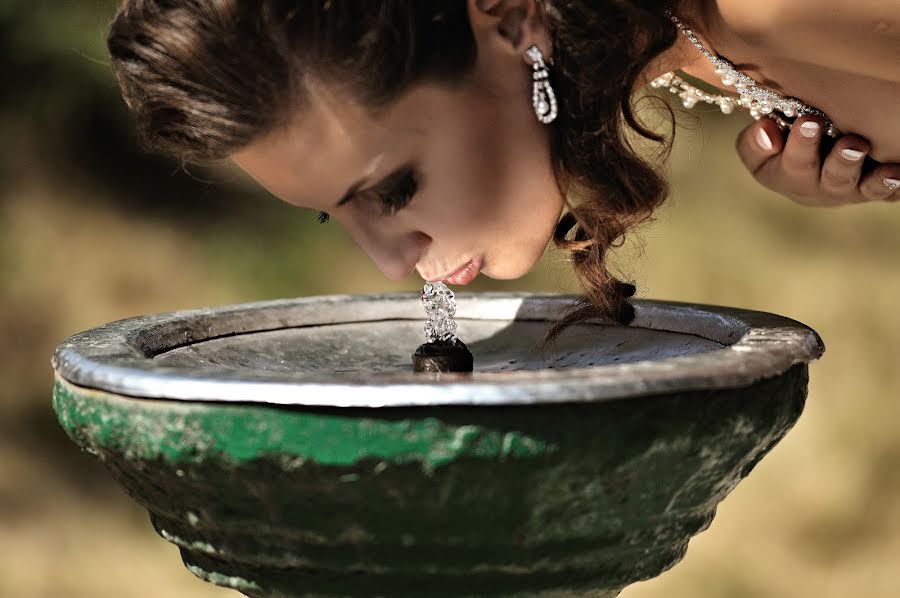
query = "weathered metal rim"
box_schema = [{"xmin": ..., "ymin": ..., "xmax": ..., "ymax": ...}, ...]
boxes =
[{"xmin": 50, "ymin": 292, "xmax": 825, "ymax": 407}]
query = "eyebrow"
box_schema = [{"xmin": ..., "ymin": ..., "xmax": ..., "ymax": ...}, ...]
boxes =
[{"xmin": 334, "ymin": 162, "xmax": 414, "ymax": 208}]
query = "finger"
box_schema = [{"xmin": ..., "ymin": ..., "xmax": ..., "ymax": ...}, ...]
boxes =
[
  {"xmin": 860, "ymin": 164, "xmax": 900, "ymax": 202},
  {"xmin": 820, "ymin": 135, "xmax": 870, "ymax": 199},
  {"xmin": 779, "ymin": 115, "xmax": 825, "ymax": 193},
  {"xmin": 735, "ymin": 117, "xmax": 785, "ymax": 175}
]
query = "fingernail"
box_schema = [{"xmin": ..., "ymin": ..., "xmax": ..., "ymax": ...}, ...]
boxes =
[
  {"xmin": 840, "ymin": 148, "xmax": 865, "ymax": 161},
  {"xmin": 884, "ymin": 177, "xmax": 900, "ymax": 191},
  {"xmin": 756, "ymin": 128, "xmax": 773, "ymax": 151},
  {"xmin": 799, "ymin": 121, "xmax": 820, "ymax": 138}
]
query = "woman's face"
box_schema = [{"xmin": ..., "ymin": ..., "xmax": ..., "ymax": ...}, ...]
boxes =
[{"xmin": 231, "ymin": 1, "xmax": 564, "ymax": 284}]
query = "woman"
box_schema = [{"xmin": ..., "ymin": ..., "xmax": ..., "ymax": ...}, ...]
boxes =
[{"xmin": 107, "ymin": 0, "xmax": 899, "ymax": 346}]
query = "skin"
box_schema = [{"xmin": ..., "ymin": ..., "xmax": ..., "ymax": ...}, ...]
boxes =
[
  {"xmin": 232, "ymin": 0, "xmax": 898, "ymax": 288},
  {"xmin": 681, "ymin": 0, "xmax": 900, "ymax": 205},
  {"xmin": 233, "ymin": 1, "xmax": 562, "ymax": 283}
]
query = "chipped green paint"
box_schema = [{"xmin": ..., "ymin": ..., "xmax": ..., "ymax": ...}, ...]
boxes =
[
  {"xmin": 52, "ymin": 376, "xmax": 557, "ymax": 471},
  {"xmin": 52, "ymin": 366, "xmax": 809, "ymax": 597}
]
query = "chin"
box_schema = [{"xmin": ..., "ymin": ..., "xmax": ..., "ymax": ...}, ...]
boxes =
[
  {"xmin": 481, "ymin": 213, "xmax": 561, "ymax": 281},
  {"xmin": 480, "ymin": 252, "xmax": 541, "ymax": 281}
]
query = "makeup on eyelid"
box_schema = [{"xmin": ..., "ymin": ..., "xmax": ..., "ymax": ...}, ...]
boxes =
[{"xmin": 315, "ymin": 166, "xmax": 418, "ymax": 223}]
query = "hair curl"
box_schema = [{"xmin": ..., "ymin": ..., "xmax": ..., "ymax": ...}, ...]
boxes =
[{"xmin": 108, "ymin": 0, "xmax": 681, "ymax": 353}]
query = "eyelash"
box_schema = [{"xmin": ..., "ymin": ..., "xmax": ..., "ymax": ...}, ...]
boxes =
[
  {"xmin": 314, "ymin": 169, "xmax": 418, "ymax": 224},
  {"xmin": 376, "ymin": 169, "xmax": 418, "ymax": 217}
]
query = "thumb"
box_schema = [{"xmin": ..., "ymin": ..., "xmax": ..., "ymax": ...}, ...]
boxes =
[{"xmin": 736, "ymin": 117, "xmax": 785, "ymax": 175}]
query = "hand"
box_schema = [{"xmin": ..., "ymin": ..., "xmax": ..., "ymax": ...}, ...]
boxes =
[{"xmin": 735, "ymin": 115, "xmax": 900, "ymax": 206}]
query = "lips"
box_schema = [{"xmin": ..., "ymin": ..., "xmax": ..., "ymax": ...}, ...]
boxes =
[{"xmin": 436, "ymin": 255, "xmax": 482, "ymax": 286}]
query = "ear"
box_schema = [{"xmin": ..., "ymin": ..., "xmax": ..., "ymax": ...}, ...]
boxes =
[{"xmin": 468, "ymin": 0, "xmax": 553, "ymax": 65}]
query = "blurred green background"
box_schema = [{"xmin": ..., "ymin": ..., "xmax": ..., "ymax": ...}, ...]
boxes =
[{"xmin": 2, "ymin": 2, "xmax": 898, "ymax": 597}]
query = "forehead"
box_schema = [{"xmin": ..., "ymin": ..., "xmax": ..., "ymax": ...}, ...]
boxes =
[{"xmin": 231, "ymin": 80, "xmax": 403, "ymax": 209}]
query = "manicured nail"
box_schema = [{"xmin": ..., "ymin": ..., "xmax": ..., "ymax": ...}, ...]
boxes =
[
  {"xmin": 799, "ymin": 121, "xmax": 820, "ymax": 138},
  {"xmin": 756, "ymin": 128, "xmax": 773, "ymax": 151},
  {"xmin": 884, "ymin": 178, "xmax": 900, "ymax": 191},
  {"xmin": 840, "ymin": 148, "xmax": 865, "ymax": 161}
]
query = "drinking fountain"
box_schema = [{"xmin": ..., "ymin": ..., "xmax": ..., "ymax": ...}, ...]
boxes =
[{"xmin": 51, "ymin": 292, "xmax": 824, "ymax": 597}]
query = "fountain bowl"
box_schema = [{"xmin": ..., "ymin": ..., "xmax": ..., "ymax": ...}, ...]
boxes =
[{"xmin": 51, "ymin": 292, "xmax": 824, "ymax": 597}]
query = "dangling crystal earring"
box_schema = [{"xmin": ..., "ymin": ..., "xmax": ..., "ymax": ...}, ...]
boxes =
[{"xmin": 526, "ymin": 44, "xmax": 557, "ymax": 124}]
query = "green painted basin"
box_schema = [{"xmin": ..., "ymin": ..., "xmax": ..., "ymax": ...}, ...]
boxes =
[{"xmin": 51, "ymin": 292, "xmax": 824, "ymax": 597}]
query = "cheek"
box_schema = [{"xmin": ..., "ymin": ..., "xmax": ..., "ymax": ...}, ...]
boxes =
[
  {"xmin": 474, "ymin": 152, "xmax": 564, "ymax": 278},
  {"xmin": 420, "ymin": 142, "xmax": 509, "ymax": 232},
  {"xmin": 456, "ymin": 116, "xmax": 560, "ymax": 228},
  {"xmin": 409, "ymin": 174, "xmax": 488, "ymax": 239},
  {"xmin": 414, "ymin": 91, "xmax": 563, "ymax": 277},
  {"xmin": 417, "ymin": 162, "xmax": 562, "ymax": 279},
  {"xmin": 469, "ymin": 144, "xmax": 562, "ymax": 238}
]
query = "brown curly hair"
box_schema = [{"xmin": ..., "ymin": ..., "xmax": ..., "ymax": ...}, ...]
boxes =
[{"xmin": 107, "ymin": 0, "xmax": 681, "ymax": 352}]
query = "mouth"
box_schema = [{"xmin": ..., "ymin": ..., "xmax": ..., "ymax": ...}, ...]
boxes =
[{"xmin": 433, "ymin": 255, "xmax": 483, "ymax": 286}]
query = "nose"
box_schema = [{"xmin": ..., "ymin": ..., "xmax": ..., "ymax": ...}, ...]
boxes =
[{"xmin": 355, "ymin": 229, "xmax": 432, "ymax": 282}]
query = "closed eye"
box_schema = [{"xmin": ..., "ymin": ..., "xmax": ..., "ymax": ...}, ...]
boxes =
[
  {"xmin": 314, "ymin": 165, "xmax": 419, "ymax": 224},
  {"xmin": 374, "ymin": 167, "xmax": 418, "ymax": 217}
]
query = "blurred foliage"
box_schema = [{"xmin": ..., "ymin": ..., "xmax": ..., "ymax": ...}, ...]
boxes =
[
  {"xmin": 1, "ymin": 2, "xmax": 899, "ymax": 598},
  {"xmin": 3, "ymin": 1, "xmax": 389, "ymax": 303},
  {"xmin": 2, "ymin": 0, "xmax": 296, "ymax": 231}
]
